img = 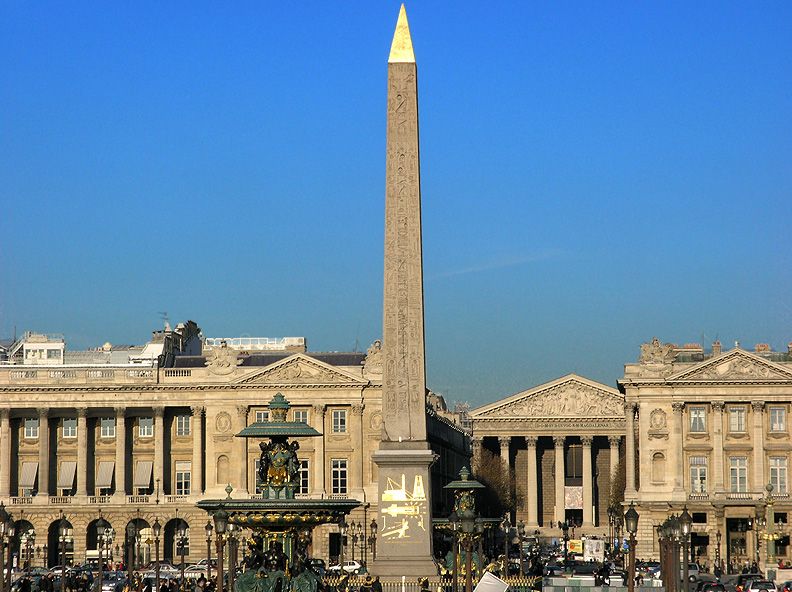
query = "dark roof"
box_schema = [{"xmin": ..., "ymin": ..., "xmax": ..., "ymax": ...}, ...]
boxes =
[{"xmin": 173, "ymin": 351, "xmax": 366, "ymax": 369}]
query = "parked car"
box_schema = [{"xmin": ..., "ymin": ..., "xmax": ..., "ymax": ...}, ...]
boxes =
[
  {"xmin": 700, "ymin": 584, "xmax": 726, "ymax": 592},
  {"xmin": 738, "ymin": 575, "xmax": 763, "ymax": 592},
  {"xmin": 184, "ymin": 566, "xmax": 208, "ymax": 580},
  {"xmin": 100, "ymin": 571, "xmax": 126, "ymax": 592},
  {"xmin": 327, "ymin": 561, "xmax": 363, "ymax": 575},
  {"xmin": 747, "ymin": 581, "xmax": 776, "ymax": 592}
]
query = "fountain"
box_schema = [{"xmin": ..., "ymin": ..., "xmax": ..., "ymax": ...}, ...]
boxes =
[{"xmin": 197, "ymin": 394, "xmax": 361, "ymax": 592}]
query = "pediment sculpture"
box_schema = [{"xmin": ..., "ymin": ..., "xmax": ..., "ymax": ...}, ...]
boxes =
[
  {"xmin": 684, "ymin": 356, "xmax": 790, "ymax": 381},
  {"xmin": 242, "ymin": 358, "xmax": 351, "ymax": 384},
  {"xmin": 363, "ymin": 339, "xmax": 383, "ymax": 376},
  {"xmin": 484, "ymin": 382, "xmax": 623, "ymax": 418}
]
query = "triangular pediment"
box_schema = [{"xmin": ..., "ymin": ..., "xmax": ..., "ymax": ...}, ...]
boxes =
[
  {"xmin": 668, "ymin": 349, "xmax": 792, "ymax": 382},
  {"xmin": 236, "ymin": 354, "xmax": 367, "ymax": 385},
  {"xmin": 471, "ymin": 374, "xmax": 624, "ymax": 419}
]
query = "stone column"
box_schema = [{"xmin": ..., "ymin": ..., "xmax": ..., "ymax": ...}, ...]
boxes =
[
  {"xmin": 608, "ymin": 435, "xmax": 620, "ymax": 481},
  {"xmin": 352, "ymin": 404, "xmax": 365, "ymax": 495},
  {"xmin": 752, "ymin": 401, "xmax": 765, "ymax": 491},
  {"xmin": 312, "ymin": 405, "xmax": 326, "ymax": 496},
  {"xmin": 37, "ymin": 409, "xmax": 50, "ymax": 497},
  {"xmin": 498, "ymin": 436, "xmax": 510, "ymax": 472},
  {"xmin": 191, "ymin": 406, "xmax": 204, "ymax": 495},
  {"xmin": 76, "ymin": 408, "xmax": 88, "ymax": 496},
  {"xmin": 712, "ymin": 402, "xmax": 725, "ymax": 492},
  {"xmin": 672, "ymin": 402, "xmax": 685, "ymax": 493},
  {"xmin": 525, "ymin": 436, "xmax": 539, "ymax": 527},
  {"xmin": 582, "ymin": 435, "xmax": 594, "ymax": 527},
  {"xmin": 114, "ymin": 407, "xmax": 126, "ymax": 497},
  {"xmin": 153, "ymin": 406, "xmax": 165, "ymax": 495},
  {"xmin": 554, "ymin": 435, "xmax": 566, "ymax": 524},
  {"xmin": 625, "ymin": 403, "xmax": 637, "ymax": 495},
  {"xmin": 0, "ymin": 409, "xmax": 10, "ymax": 496},
  {"xmin": 471, "ymin": 436, "xmax": 482, "ymax": 469},
  {"xmin": 235, "ymin": 406, "xmax": 249, "ymax": 495}
]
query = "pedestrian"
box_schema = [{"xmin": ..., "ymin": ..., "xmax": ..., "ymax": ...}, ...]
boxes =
[{"xmin": 372, "ymin": 576, "xmax": 383, "ymax": 592}]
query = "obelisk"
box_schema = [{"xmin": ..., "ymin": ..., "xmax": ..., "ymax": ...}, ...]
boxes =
[{"xmin": 371, "ymin": 4, "xmax": 437, "ymax": 576}]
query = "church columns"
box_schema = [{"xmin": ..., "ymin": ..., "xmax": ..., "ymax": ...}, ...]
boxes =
[
  {"xmin": 581, "ymin": 435, "xmax": 594, "ymax": 527},
  {"xmin": 153, "ymin": 406, "xmax": 165, "ymax": 495},
  {"xmin": 672, "ymin": 402, "xmax": 685, "ymax": 492},
  {"xmin": 114, "ymin": 406, "xmax": 126, "ymax": 497},
  {"xmin": 235, "ymin": 406, "xmax": 249, "ymax": 495},
  {"xmin": 752, "ymin": 401, "xmax": 765, "ymax": 490},
  {"xmin": 608, "ymin": 435, "xmax": 620, "ymax": 482},
  {"xmin": 712, "ymin": 402, "xmax": 725, "ymax": 491},
  {"xmin": 554, "ymin": 435, "xmax": 565, "ymax": 524},
  {"xmin": 351, "ymin": 404, "xmax": 365, "ymax": 495},
  {"xmin": 525, "ymin": 436, "xmax": 538, "ymax": 527},
  {"xmin": 498, "ymin": 436, "xmax": 510, "ymax": 472},
  {"xmin": 625, "ymin": 402, "xmax": 637, "ymax": 496}
]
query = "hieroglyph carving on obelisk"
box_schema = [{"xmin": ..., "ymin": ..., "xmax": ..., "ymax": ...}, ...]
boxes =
[{"xmin": 382, "ymin": 2, "xmax": 427, "ymax": 443}]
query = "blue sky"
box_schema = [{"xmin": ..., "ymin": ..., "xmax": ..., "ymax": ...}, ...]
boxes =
[{"xmin": 2, "ymin": 2, "xmax": 790, "ymax": 407}]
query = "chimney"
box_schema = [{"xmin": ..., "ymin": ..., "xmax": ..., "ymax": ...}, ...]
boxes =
[{"xmin": 712, "ymin": 340, "xmax": 722, "ymax": 356}]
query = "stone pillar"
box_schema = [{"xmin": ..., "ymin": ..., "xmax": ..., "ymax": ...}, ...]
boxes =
[
  {"xmin": 235, "ymin": 406, "xmax": 249, "ymax": 495},
  {"xmin": 752, "ymin": 401, "xmax": 765, "ymax": 491},
  {"xmin": 625, "ymin": 402, "xmax": 637, "ymax": 495},
  {"xmin": 525, "ymin": 436, "xmax": 539, "ymax": 527},
  {"xmin": 312, "ymin": 405, "xmax": 326, "ymax": 496},
  {"xmin": 114, "ymin": 406, "xmax": 126, "ymax": 497},
  {"xmin": 498, "ymin": 436, "xmax": 510, "ymax": 472},
  {"xmin": 37, "ymin": 409, "xmax": 50, "ymax": 497},
  {"xmin": 554, "ymin": 435, "xmax": 566, "ymax": 524},
  {"xmin": 76, "ymin": 408, "xmax": 88, "ymax": 496},
  {"xmin": 471, "ymin": 437, "xmax": 482, "ymax": 469},
  {"xmin": 153, "ymin": 406, "xmax": 165, "ymax": 494},
  {"xmin": 0, "ymin": 409, "xmax": 10, "ymax": 496},
  {"xmin": 712, "ymin": 402, "xmax": 725, "ymax": 492},
  {"xmin": 608, "ymin": 435, "xmax": 620, "ymax": 481},
  {"xmin": 352, "ymin": 404, "xmax": 365, "ymax": 495},
  {"xmin": 582, "ymin": 435, "xmax": 594, "ymax": 527},
  {"xmin": 672, "ymin": 402, "xmax": 685, "ymax": 493},
  {"xmin": 191, "ymin": 406, "xmax": 204, "ymax": 495}
]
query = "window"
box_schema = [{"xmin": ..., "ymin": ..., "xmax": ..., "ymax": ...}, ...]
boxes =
[
  {"xmin": 176, "ymin": 415, "xmax": 191, "ymax": 436},
  {"xmin": 139, "ymin": 417, "xmax": 154, "ymax": 438},
  {"xmin": 689, "ymin": 456, "xmax": 708, "ymax": 493},
  {"xmin": 255, "ymin": 411, "xmax": 269, "ymax": 423},
  {"xmin": 62, "ymin": 418, "xmax": 77, "ymax": 438},
  {"xmin": 24, "ymin": 418, "xmax": 39, "ymax": 439},
  {"xmin": 771, "ymin": 457, "xmax": 788, "ymax": 494},
  {"xmin": 175, "ymin": 461, "xmax": 191, "ymax": 496},
  {"xmin": 331, "ymin": 459, "xmax": 348, "ymax": 495},
  {"xmin": 47, "ymin": 349, "xmax": 61, "ymax": 359},
  {"xmin": 332, "ymin": 410, "xmax": 347, "ymax": 433},
  {"xmin": 729, "ymin": 407, "xmax": 746, "ymax": 433},
  {"xmin": 730, "ymin": 457, "xmax": 748, "ymax": 492},
  {"xmin": 689, "ymin": 407, "xmax": 706, "ymax": 433},
  {"xmin": 100, "ymin": 417, "xmax": 115, "ymax": 438},
  {"xmin": 771, "ymin": 407, "xmax": 787, "ymax": 432},
  {"xmin": 294, "ymin": 410, "xmax": 308, "ymax": 424},
  {"xmin": 298, "ymin": 460, "xmax": 310, "ymax": 494}
]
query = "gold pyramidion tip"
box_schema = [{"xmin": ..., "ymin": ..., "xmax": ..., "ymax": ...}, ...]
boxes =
[{"xmin": 389, "ymin": 4, "xmax": 415, "ymax": 63}]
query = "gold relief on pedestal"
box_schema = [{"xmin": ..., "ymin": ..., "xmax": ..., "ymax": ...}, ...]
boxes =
[{"xmin": 380, "ymin": 473, "xmax": 427, "ymax": 541}]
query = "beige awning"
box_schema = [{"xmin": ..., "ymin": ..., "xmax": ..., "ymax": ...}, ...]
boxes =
[
  {"xmin": 19, "ymin": 462, "xmax": 38, "ymax": 488},
  {"xmin": 57, "ymin": 461, "xmax": 77, "ymax": 489},
  {"xmin": 133, "ymin": 461, "xmax": 153, "ymax": 488},
  {"xmin": 96, "ymin": 461, "xmax": 115, "ymax": 489}
]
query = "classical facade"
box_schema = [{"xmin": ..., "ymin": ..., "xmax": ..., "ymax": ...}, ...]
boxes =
[
  {"xmin": 470, "ymin": 374, "xmax": 625, "ymax": 532},
  {"xmin": 621, "ymin": 340, "xmax": 792, "ymax": 568},
  {"xmin": 0, "ymin": 327, "xmax": 470, "ymax": 569}
]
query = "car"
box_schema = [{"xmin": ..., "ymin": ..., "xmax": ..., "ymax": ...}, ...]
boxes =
[
  {"xmin": 777, "ymin": 580, "xmax": 792, "ymax": 592},
  {"xmin": 700, "ymin": 585, "xmax": 726, "ymax": 592},
  {"xmin": 100, "ymin": 571, "xmax": 126, "ymax": 592},
  {"xmin": 738, "ymin": 575, "xmax": 764, "ymax": 592},
  {"xmin": 748, "ymin": 581, "xmax": 776, "ymax": 592},
  {"xmin": 326, "ymin": 561, "xmax": 363, "ymax": 575}
]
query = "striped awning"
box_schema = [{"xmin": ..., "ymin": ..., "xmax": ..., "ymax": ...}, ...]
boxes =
[
  {"xmin": 133, "ymin": 461, "xmax": 153, "ymax": 488},
  {"xmin": 96, "ymin": 461, "xmax": 115, "ymax": 488},
  {"xmin": 19, "ymin": 462, "xmax": 38, "ymax": 488},
  {"xmin": 57, "ymin": 461, "xmax": 77, "ymax": 489}
]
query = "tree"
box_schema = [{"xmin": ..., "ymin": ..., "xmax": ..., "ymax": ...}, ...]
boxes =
[{"xmin": 473, "ymin": 448, "xmax": 522, "ymax": 518}]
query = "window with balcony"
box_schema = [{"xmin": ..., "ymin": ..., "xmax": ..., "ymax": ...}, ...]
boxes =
[
  {"xmin": 689, "ymin": 407, "xmax": 706, "ymax": 433},
  {"xmin": 771, "ymin": 457, "xmax": 788, "ymax": 494},
  {"xmin": 331, "ymin": 459, "xmax": 348, "ymax": 495},
  {"xmin": 771, "ymin": 407, "xmax": 787, "ymax": 432},
  {"xmin": 139, "ymin": 417, "xmax": 154, "ymax": 438},
  {"xmin": 24, "ymin": 418, "xmax": 39, "ymax": 439},
  {"xmin": 100, "ymin": 417, "xmax": 115, "ymax": 438},
  {"xmin": 332, "ymin": 410, "xmax": 347, "ymax": 433},
  {"xmin": 176, "ymin": 415, "xmax": 191, "ymax": 436},
  {"xmin": 689, "ymin": 456, "xmax": 708, "ymax": 493},
  {"xmin": 62, "ymin": 417, "xmax": 77, "ymax": 439},
  {"xmin": 730, "ymin": 457, "xmax": 748, "ymax": 492},
  {"xmin": 175, "ymin": 461, "xmax": 191, "ymax": 496},
  {"xmin": 729, "ymin": 407, "xmax": 746, "ymax": 433}
]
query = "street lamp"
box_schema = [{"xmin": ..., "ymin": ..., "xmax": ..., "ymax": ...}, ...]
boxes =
[
  {"xmin": 213, "ymin": 509, "xmax": 228, "ymax": 592},
  {"xmin": 501, "ymin": 514, "xmax": 511, "ymax": 564},
  {"xmin": 339, "ymin": 520, "xmax": 348, "ymax": 568},
  {"xmin": 560, "ymin": 521, "xmax": 570, "ymax": 561},
  {"xmin": 517, "ymin": 520, "xmax": 526, "ymax": 576},
  {"xmin": 225, "ymin": 524, "xmax": 235, "ymax": 592},
  {"xmin": 444, "ymin": 467, "xmax": 486, "ymax": 592},
  {"xmin": 94, "ymin": 517, "xmax": 109, "ymax": 592},
  {"xmin": 24, "ymin": 530, "xmax": 35, "ymax": 576},
  {"xmin": 624, "ymin": 502, "xmax": 639, "ymax": 592},
  {"xmin": 679, "ymin": 506, "xmax": 693, "ymax": 592},
  {"xmin": 715, "ymin": 530, "xmax": 722, "ymax": 578},
  {"xmin": 152, "ymin": 519, "xmax": 161, "ymax": 592},
  {"xmin": 349, "ymin": 522, "xmax": 359, "ymax": 562},
  {"xmin": 58, "ymin": 515, "xmax": 68, "ymax": 571},
  {"xmin": 176, "ymin": 525, "xmax": 188, "ymax": 589},
  {"xmin": 205, "ymin": 521, "xmax": 213, "ymax": 581},
  {"xmin": 368, "ymin": 519, "xmax": 378, "ymax": 561}
]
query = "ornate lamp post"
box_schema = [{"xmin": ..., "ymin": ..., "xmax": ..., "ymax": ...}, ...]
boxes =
[
  {"xmin": 205, "ymin": 521, "xmax": 213, "ymax": 581},
  {"xmin": 445, "ymin": 467, "xmax": 486, "ymax": 592},
  {"xmin": 715, "ymin": 530, "xmax": 722, "ymax": 577},
  {"xmin": 624, "ymin": 502, "xmax": 639, "ymax": 592},
  {"xmin": 449, "ymin": 511, "xmax": 460, "ymax": 592},
  {"xmin": 24, "ymin": 530, "xmax": 35, "ymax": 576},
  {"xmin": 58, "ymin": 515, "xmax": 68, "ymax": 570},
  {"xmin": 225, "ymin": 524, "xmax": 235, "ymax": 592},
  {"xmin": 368, "ymin": 519, "xmax": 378, "ymax": 561},
  {"xmin": 94, "ymin": 517, "xmax": 109, "ymax": 592},
  {"xmin": 213, "ymin": 509, "xmax": 227, "ymax": 592},
  {"xmin": 152, "ymin": 519, "xmax": 161, "ymax": 592},
  {"xmin": 679, "ymin": 506, "xmax": 692, "ymax": 592},
  {"xmin": 43, "ymin": 546, "xmax": 48, "ymax": 570},
  {"xmin": 349, "ymin": 522, "xmax": 359, "ymax": 562},
  {"xmin": 176, "ymin": 525, "xmax": 188, "ymax": 589},
  {"xmin": 517, "ymin": 520, "xmax": 526, "ymax": 576}
]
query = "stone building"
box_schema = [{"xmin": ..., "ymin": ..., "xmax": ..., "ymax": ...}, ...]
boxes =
[
  {"xmin": 0, "ymin": 326, "xmax": 470, "ymax": 568},
  {"xmin": 621, "ymin": 339, "xmax": 792, "ymax": 568}
]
